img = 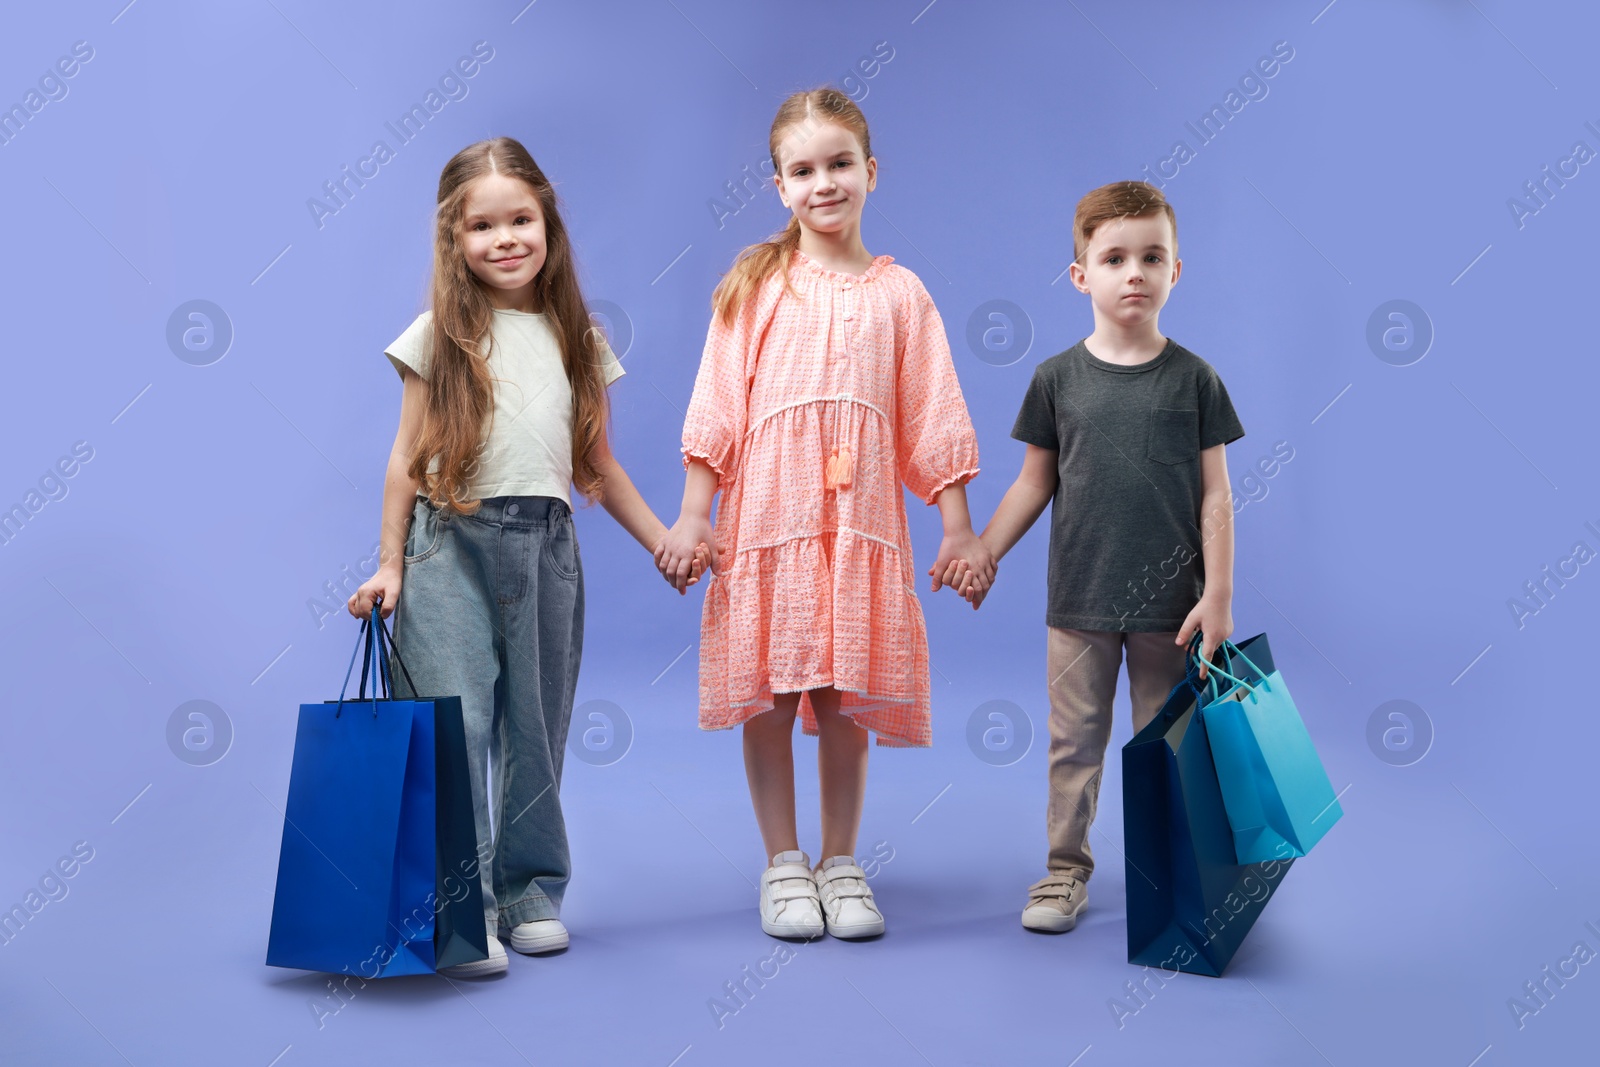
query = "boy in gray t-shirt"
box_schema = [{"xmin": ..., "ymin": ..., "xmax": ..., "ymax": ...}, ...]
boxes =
[{"xmin": 942, "ymin": 181, "xmax": 1244, "ymax": 934}]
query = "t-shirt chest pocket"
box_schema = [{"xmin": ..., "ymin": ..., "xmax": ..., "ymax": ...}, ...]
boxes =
[{"xmin": 1147, "ymin": 406, "xmax": 1199, "ymax": 465}]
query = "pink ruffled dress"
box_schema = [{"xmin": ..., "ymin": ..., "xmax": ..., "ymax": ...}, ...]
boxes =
[{"xmin": 681, "ymin": 250, "xmax": 979, "ymax": 747}]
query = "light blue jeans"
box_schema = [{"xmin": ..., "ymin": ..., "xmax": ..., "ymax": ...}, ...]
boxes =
[{"xmin": 391, "ymin": 494, "xmax": 583, "ymax": 930}]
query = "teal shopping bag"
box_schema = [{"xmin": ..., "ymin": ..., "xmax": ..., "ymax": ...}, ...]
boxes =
[{"xmin": 1192, "ymin": 633, "xmax": 1342, "ymax": 864}]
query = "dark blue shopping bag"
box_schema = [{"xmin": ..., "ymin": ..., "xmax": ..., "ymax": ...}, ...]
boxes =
[
  {"xmin": 1123, "ymin": 634, "xmax": 1294, "ymax": 977},
  {"xmin": 266, "ymin": 609, "xmax": 487, "ymax": 976}
]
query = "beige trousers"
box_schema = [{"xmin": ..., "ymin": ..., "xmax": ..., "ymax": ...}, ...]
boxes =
[{"xmin": 1043, "ymin": 626, "xmax": 1190, "ymax": 884}]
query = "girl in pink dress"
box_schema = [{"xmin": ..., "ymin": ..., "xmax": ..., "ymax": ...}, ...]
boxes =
[{"xmin": 657, "ymin": 88, "xmax": 995, "ymax": 940}]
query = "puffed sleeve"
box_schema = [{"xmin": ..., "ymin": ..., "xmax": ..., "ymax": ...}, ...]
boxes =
[
  {"xmin": 681, "ymin": 277, "xmax": 780, "ymax": 488},
  {"xmin": 895, "ymin": 276, "xmax": 980, "ymax": 504}
]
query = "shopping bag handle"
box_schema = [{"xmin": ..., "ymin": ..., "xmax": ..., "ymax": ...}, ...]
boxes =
[
  {"xmin": 1184, "ymin": 632, "xmax": 1273, "ymax": 704},
  {"xmin": 334, "ymin": 614, "xmax": 382, "ymax": 717},
  {"xmin": 330, "ymin": 602, "xmax": 423, "ymax": 716},
  {"xmin": 1222, "ymin": 641, "xmax": 1269, "ymax": 690},
  {"xmin": 365, "ymin": 600, "xmax": 423, "ymax": 701},
  {"xmin": 369, "ymin": 604, "xmax": 396, "ymax": 699},
  {"xmin": 1183, "ymin": 631, "xmax": 1226, "ymax": 701},
  {"xmin": 1189, "ymin": 652, "xmax": 1257, "ymax": 702},
  {"xmin": 373, "ymin": 607, "xmax": 419, "ymax": 700},
  {"xmin": 356, "ymin": 600, "xmax": 418, "ymax": 699}
]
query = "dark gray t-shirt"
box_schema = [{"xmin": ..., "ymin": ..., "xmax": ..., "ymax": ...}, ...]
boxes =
[{"xmin": 1010, "ymin": 338, "xmax": 1245, "ymax": 632}]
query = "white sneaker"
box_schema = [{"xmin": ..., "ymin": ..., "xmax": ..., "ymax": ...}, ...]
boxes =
[
  {"xmin": 760, "ymin": 850, "xmax": 825, "ymax": 939},
  {"xmin": 440, "ymin": 933, "xmax": 508, "ymax": 978},
  {"xmin": 500, "ymin": 918, "xmax": 569, "ymax": 955},
  {"xmin": 1021, "ymin": 874, "xmax": 1088, "ymax": 933},
  {"xmin": 814, "ymin": 855, "xmax": 885, "ymax": 939}
]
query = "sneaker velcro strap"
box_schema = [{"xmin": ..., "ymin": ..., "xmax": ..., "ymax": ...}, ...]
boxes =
[
  {"xmin": 1030, "ymin": 881, "xmax": 1080, "ymax": 901},
  {"xmin": 768, "ymin": 863, "xmax": 813, "ymax": 881},
  {"xmin": 824, "ymin": 882, "xmax": 871, "ymax": 900},
  {"xmin": 770, "ymin": 882, "xmax": 818, "ymax": 902},
  {"xmin": 821, "ymin": 863, "xmax": 868, "ymax": 882}
]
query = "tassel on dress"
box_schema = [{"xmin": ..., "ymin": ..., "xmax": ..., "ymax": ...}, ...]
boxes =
[{"xmin": 825, "ymin": 446, "xmax": 853, "ymax": 490}]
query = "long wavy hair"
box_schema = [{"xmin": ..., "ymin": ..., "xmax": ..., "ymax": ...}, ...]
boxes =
[
  {"xmin": 409, "ymin": 137, "xmax": 610, "ymax": 511},
  {"xmin": 711, "ymin": 88, "xmax": 873, "ymax": 326}
]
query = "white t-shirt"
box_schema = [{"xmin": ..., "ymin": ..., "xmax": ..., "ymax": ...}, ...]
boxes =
[{"xmin": 384, "ymin": 308, "xmax": 624, "ymax": 505}]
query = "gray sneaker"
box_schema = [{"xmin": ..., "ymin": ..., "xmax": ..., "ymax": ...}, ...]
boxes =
[{"xmin": 1021, "ymin": 874, "xmax": 1087, "ymax": 933}]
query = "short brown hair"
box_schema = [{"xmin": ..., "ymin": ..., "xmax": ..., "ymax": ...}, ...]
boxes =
[{"xmin": 1073, "ymin": 181, "xmax": 1178, "ymax": 266}]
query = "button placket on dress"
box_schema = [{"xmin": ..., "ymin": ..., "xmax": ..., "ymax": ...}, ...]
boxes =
[{"xmin": 825, "ymin": 276, "xmax": 856, "ymax": 491}]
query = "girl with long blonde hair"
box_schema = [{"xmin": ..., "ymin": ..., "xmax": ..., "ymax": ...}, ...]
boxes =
[{"xmin": 657, "ymin": 90, "xmax": 994, "ymax": 940}]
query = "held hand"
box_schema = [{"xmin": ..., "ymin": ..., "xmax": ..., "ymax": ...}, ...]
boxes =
[
  {"xmin": 958, "ymin": 533, "xmax": 1002, "ymax": 609},
  {"xmin": 663, "ymin": 539, "xmax": 711, "ymax": 595},
  {"xmin": 964, "ymin": 562, "xmax": 997, "ymax": 609},
  {"xmin": 937, "ymin": 557, "xmax": 971, "ymax": 594},
  {"xmin": 655, "ymin": 515, "xmax": 717, "ymax": 594},
  {"xmin": 350, "ymin": 564, "xmax": 402, "ymax": 620},
  {"xmin": 1176, "ymin": 595, "xmax": 1234, "ymax": 680},
  {"xmin": 928, "ymin": 530, "xmax": 997, "ymax": 598},
  {"xmin": 688, "ymin": 542, "xmax": 711, "ymax": 589},
  {"xmin": 957, "ymin": 542, "xmax": 998, "ymax": 610},
  {"xmin": 933, "ymin": 556, "xmax": 998, "ymax": 610}
]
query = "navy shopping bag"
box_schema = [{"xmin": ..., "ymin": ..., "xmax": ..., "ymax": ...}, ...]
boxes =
[
  {"xmin": 266, "ymin": 608, "xmax": 487, "ymax": 976},
  {"xmin": 1122, "ymin": 634, "xmax": 1294, "ymax": 977}
]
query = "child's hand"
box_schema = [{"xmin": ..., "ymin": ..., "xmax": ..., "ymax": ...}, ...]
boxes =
[
  {"xmin": 687, "ymin": 542, "xmax": 711, "ymax": 588},
  {"xmin": 665, "ymin": 540, "xmax": 711, "ymax": 595},
  {"xmin": 349, "ymin": 563, "xmax": 402, "ymax": 620},
  {"xmin": 933, "ymin": 556, "xmax": 997, "ymax": 610},
  {"xmin": 928, "ymin": 530, "xmax": 997, "ymax": 603},
  {"xmin": 1176, "ymin": 594, "xmax": 1234, "ymax": 679},
  {"xmin": 952, "ymin": 533, "xmax": 1002, "ymax": 608},
  {"xmin": 962, "ymin": 581, "xmax": 992, "ymax": 610},
  {"xmin": 655, "ymin": 516, "xmax": 717, "ymax": 594},
  {"xmin": 958, "ymin": 536, "xmax": 999, "ymax": 610}
]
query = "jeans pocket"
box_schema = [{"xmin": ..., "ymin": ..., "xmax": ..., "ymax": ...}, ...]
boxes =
[
  {"xmin": 1147, "ymin": 407, "xmax": 1199, "ymax": 466},
  {"xmin": 545, "ymin": 516, "xmax": 581, "ymax": 581},
  {"xmin": 404, "ymin": 498, "xmax": 447, "ymax": 564}
]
